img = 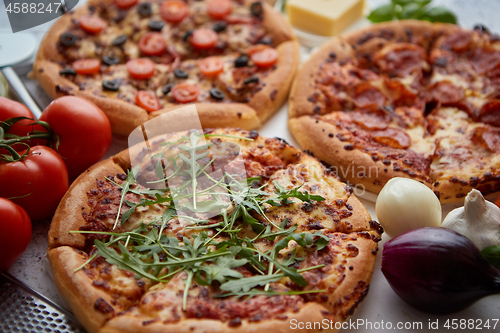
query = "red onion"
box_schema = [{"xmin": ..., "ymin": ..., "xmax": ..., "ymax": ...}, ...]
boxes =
[{"xmin": 382, "ymin": 227, "xmax": 500, "ymax": 314}]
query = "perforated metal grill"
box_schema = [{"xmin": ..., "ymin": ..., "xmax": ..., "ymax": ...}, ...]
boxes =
[{"xmin": 0, "ymin": 273, "xmax": 86, "ymax": 333}]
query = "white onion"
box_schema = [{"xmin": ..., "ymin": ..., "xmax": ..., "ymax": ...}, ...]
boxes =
[{"xmin": 376, "ymin": 178, "xmax": 442, "ymax": 238}]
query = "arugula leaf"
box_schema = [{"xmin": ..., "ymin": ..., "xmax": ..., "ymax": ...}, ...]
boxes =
[
  {"xmin": 268, "ymin": 182, "xmax": 325, "ymax": 206},
  {"xmin": 197, "ymin": 247, "xmax": 247, "ymax": 285}
]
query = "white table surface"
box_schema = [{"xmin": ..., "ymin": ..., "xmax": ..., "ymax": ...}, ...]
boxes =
[{"xmin": 3, "ymin": 0, "xmax": 500, "ymax": 332}]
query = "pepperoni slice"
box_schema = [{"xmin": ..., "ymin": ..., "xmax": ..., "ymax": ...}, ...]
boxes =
[
  {"xmin": 113, "ymin": 0, "xmax": 138, "ymax": 9},
  {"xmin": 171, "ymin": 83, "xmax": 200, "ymax": 103},
  {"xmin": 126, "ymin": 58, "xmax": 155, "ymax": 80},
  {"xmin": 351, "ymin": 82, "xmax": 387, "ymax": 109},
  {"xmin": 139, "ymin": 32, "xmax": 166, "ymax": 56},
  {"xmin": 374, "ymin": 43, "xmax": 427, "ymax": 77},
  {"xmin": 470, "ymin": 48, "xmax": 500, "ymax": 75},
  {"xmin": 72, "ymin": 59, "xmax": 101, "ymax": 75},
  {"xmin": 250, "ymin": 47, "xmax": 278, "ymax": 68},
  {"xmin": 440, "ymin": 30, "xmax": 473, "ymax": 53},
  {"xmin": 371, "ymin": 128, "xmax": 411, "ymax": 149},
  {"xmin": 427, "ymin": 81, "xmax": 465, "ymax": 105},
  {"xmin": 351, "ymin": 111, "xmax": 388, "ymax": 131},
  {"xmin": 471, "ymin": 126, "xmax": 500, "ymax": 153},
  {"xmin": 79, "ymin": 15, "xmax": 106, "ymax": 34},
  {"xmin": 136, "ymin": 91, "xmax": 161, "ymax": 112},
  {"xmin": 199, "ymin": 56, "xmax": 225, "ymax": 76},
  {"xmin": 476, "ymin": 99, "xmax": 500, "ymax": 127},
  {"xmin": 207, "ymin": 0, "xmax": 232, "ymax": 19},
  {"xmin": 160, "ymin": 0, "xmax": 188, "ymax": 23},
  {"xmin": 189, "ymin": 29, "xmax": 218, "ymax": 50}
]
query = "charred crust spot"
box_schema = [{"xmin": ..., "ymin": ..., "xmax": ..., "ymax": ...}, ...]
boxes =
[
  {"xmin": 383, "ymin": 160, "xmax": 391, "ymax": 165},
  {"xmin": 269, "ymin": 89, "xmax": 278, "ymax": 101},
  {"xmin": 94, "ymin": 298, "xmax": 114, "ymax": 314},
  {"xmin": 307, "ymin": 221, "xmax": 324, "ymax": 230},
  {"xmin": 313, "ymin": 106, "xmax": 321, "ymax": 114},
  {"xmin": 328, "ymin": 133, "xmax": 334, "ymax": 138},
  {"xmin": 451, "ymin": 177, "xmax": 459, "ymax": 183},
  {"xmin": 357, "ymin": 32, "xmax": 375, "ymax": 45},
  {"xmin": 345, "ymin": 203, "xmax": 353, "ymax": 210},
  {"xmin": 228, "ymin": 317, "xmax": 242, "ymax": 327},
  {"xmin": 456, "ymin": 193, "xmax": 466, "ymax": 198},
  {"xmin": 307, "ymin": 92, "xmax": 319, "ymax": 103},
  {"xmin": 55, "ymin": 85, "xmax": 73, "ymax": 95},
  {"xmin": 470, "ymin": 176, "xmax": 479, "ymax": 187},
  {"xmin": 237, "ymin": 112, "xmax": 242, "ymax": 118},
  {"xmin": 371, "ymin": 249, "xmax": 378, "ymax": 255},
  {"xmin": 344, "ymin": 144, "xmax": 354, "ymax": 151},
  {"xmin": 301, "ymin": 202, "xmax": 314, "ymax": 213},
  {"xmin": 246, "ymin": 130, "xmax": 259, "ymax": 139}
]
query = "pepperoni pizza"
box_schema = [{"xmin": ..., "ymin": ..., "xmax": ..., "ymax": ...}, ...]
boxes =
[
  {"xmin": 289, "ymin": 20, "xmax": 500, "ymax": 203},
  {"xmin": 33, "ymin": 0, "xmax": 299, "ymax": 135}
]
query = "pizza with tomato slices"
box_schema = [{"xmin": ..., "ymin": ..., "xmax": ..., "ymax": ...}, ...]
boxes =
[
  {"xmin": 289, "ymin": 20, "xmax": 500, "ymax": 203},
  {"xmin": 33, "ymin": 0, "xmax": 299, "ymax": 135},
  {"xmin": 47, "ymin": 128, "xmax": 383, "ymax": 333}
]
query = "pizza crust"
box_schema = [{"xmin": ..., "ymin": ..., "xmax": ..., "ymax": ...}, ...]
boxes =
[{"xmin": 33, "ymin": 0, "xmax": 299, "ymax": 136}]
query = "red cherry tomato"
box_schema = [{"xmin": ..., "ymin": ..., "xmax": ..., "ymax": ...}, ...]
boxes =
[
  {"xmin": 207, "ymin": 0, "xmax": 232, "ymax": 19},
  {"xmin": 251, "ymin": 47, "xmax": 278, "ymax": 68},
  {"xmin": 136, "ymin": 91, "xmax": 162, "ymax": 112},
  {"xmin": 199, "ymin": 56, "xmax": 225, "ymax": 76},
  {"xmin": 79, "ymin": 15, "xmax": 107, "ymax": 34},
  {"xmin": 0, "ymin": 97, "xmax": 44, "ymax": 155},
  {"xmin": 0, "ymin": 198, "xmax": 31, "ymax": 271},
  {"xmin": 113, "ymin": 0, "xmax": 138, "ymax": 9},
  {"xmin": 139, "ymin": 32, "xmax": 166, "ymax": 56},
  {"xmin": 160, "ymin": 0, "xmax": 189, "ymax": 23},
  {"xmin": 0, "ymin": 146, "xmax": 69, "ymax": 221},
  {"xmin": 72, "ymin": 59, "xmax": 101, "ymax": 75},
  {"xmin": 189, "ymin": 29, "xmax": 218, "ymax": 50},
  {"xmin": 127, "ymin": 58, "xmax": 156, "ymax": 79},
  {"xmin": 40, "ymin": 96, "xmax": 112, "ymax": 180},
  {"xmin": 171, "ymin": 83, "xmax": 200, "ymax": 103}
]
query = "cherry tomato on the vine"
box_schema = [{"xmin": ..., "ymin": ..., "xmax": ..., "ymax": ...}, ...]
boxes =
[
  {"xmin": 40, "ymin": 96, "xmax": 112, "ymax": 180},
  {"xmin": 0, "ymin": 97, "xmax": 44, "ymax": 155},
  {"xmin": 0, "ymin": 198, "xmax": 31, "ymax": 271},
  {"xmin": 0, "ymin": 145, "xmax": 69, "ymax": 221}
]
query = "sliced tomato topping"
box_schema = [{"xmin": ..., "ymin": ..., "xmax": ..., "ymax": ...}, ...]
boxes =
[
  {"xmin": 189, "ymin": 29, "xmax": 218, "ymax": 50},
  {"xmin": 139, "ymin": 32, "xmax": 166, "ymax": 56},
  {"xmin": 72, "ymin": 59, "xmax": 101, "ymax": 75},
  {"xmin": 160, "ymin": 0, "xmax": 189, "ymax": 23},
  {"xmin": 171, "ymin": 83, "xmax": 200, "ymax": 103},
  {"xmin": 136, "ymin": 91, "xmax": 161, "ymax": 112},
  {"xmin": 199, "ymin": 56, "xmax": 225, "ymax": 76},
  {"xmin": 250, "ymin": 47, "xmax": 278, "ymax": 68},
  {"xmin": 79, "ymin": 15, "xmax": 106, "ymax": 34},
  {"xmin": 207, "ymin": 0, "xmax": 232, "ymax": 19},
  {"xmin": 126, "ymin": 58, "xmax": 155, "ymax": 79},
  {"xmin": 113, "ymin": 0, "xmax": 138, "ymax": 9}
]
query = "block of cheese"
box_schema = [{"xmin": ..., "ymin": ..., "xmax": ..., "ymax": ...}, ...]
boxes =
[{"xmin": 285, "ymin": 0, "xmax": 365, "ymax": 36}]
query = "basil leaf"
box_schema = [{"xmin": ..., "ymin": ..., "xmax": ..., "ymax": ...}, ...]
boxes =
[
  {"xmin": 481, "ymin": 245, "xmax": 500, "ymax": 269},
  {"xmin": 401, "ymin": 2, "xmax": 424, "ymax": 19},
  {"xmin": 421, "ymin": 6, "xmax": 457, "ymax": 24},
  {"xmin": 367, "ymin": 4, "xmax": 396, "ymax": 23}
]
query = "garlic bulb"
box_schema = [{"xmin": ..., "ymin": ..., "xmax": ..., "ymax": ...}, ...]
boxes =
[
  {"xmin": 376, "ymin": 178, "xmax": 442, "ymax": 238},
  {"xmin": 442, "ymin": 189, "xmax": 500, "ymax": 250}
]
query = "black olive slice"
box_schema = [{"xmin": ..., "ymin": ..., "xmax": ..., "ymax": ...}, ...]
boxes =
[
  {"xmin": 112, "ymin": 35, "xmax": 127, "ymax": 46},
  {"xmin": 212, "ymin": 21, "xmax": 227, "ymax": 33},
  {"xmin": 243, "ymin": 76, "xmax": 259, "ymax": 84},
  {"xmin": 174, "ymin": 68, "xmax": 189, "ymax": 79},
  {"xmin": 102, "ymin": 79, "xmax": 120, "ymax": 91},
  {"xmin": 59, "ymin": 68, "xmax": 77, "ymax": 75},
  {"xmin": 148, "ymin": 20, "xmax": 165, "ymax": 31},
  {"xmin": 60, "ymin": 32, "xmax": 76, "ymax": 46},
  {"xmin": 162, "ymin": 83, "xmax": 174, "ymax": 95},
  {"xmin": 234, "ymin": 55, "xmax": 249, "ymax": 68},
  {"xmin": 137, "ymin": 3, "xmax": 152, "ymax": 17},
  {"xmin": 209, "ymin": 88, "xmax": 225, "ymax": 100},
  {"xmin": 250, "ymin": 2, "xmax": 263, "ymax": 17},
  {"xmin": 182, "ymin": 30, "xmax": 194, "ymax": 42},
  {"xmin": 102, "ymin": 55, "xmax": 120, "ymax": 66}
]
